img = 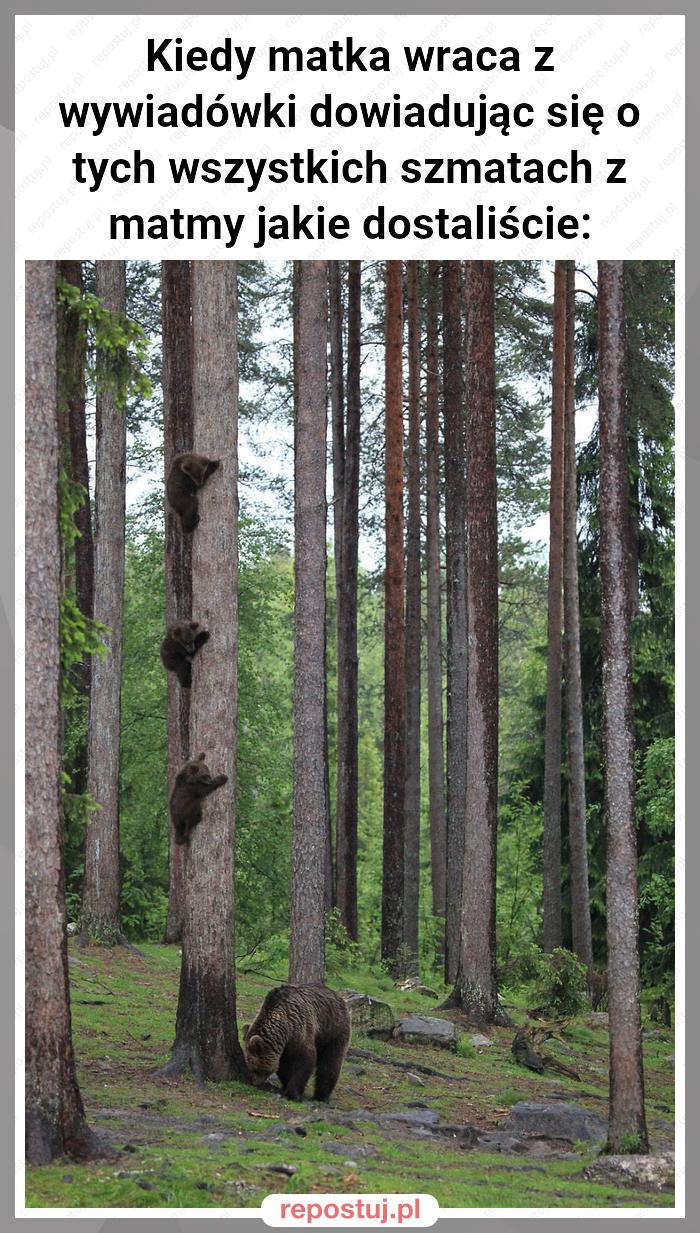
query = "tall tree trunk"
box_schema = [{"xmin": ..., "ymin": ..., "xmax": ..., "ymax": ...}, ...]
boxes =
[
  {"xmin": 83, "ymin": 261, "xmax": 127, "ymax": 944},
  {"xmin": 163, "ymin": 261, "xmax": 247, "ymax": 1082},
  {"xmin": 442, "ymin": 261, "xmax": 467, "ymax": 984},
  {"xmin": 542, "ymin": 260, "xmax": 566, "ymax": 954},
  {"xmin": 381, "ymin": 260, "xmax": 406, "ymax": 974},
  {"xmin": 56, "ymin": 260, "xmax": 93, "ymax": 797},
  {"xmin": 57, "ymin": 260, "xmax": 94, "ymax": 644},
  {"xmin": 563, "ymin": 262, "xmax": 594, "ymax": 981},
  {"xmin": 425, "ymin": 261, "xmax": 446, "ymax": 954},
  {"xmin": 328, "ymin": 262, "xmax": 346, "ymax": 916},
  {"xmin": 290, "ymin": 260, "xmax": 329, "ymax": 985},
  {"xmin": 448, "ymin": 262, "xmax": 505, "ymax": 1023},
  {"xmin": 336, "ymin": 261, "xmax": 361, "ymax": 941},
  {"xmin": 404, "ymin": 260, "xmax": 421, "ymax": 969},
  {"xmin": 162, "ymin": 261, "xmax": 193, "ymax": 945},
  {"xmin": 25, "ymin": 261, "xmax": 99, "ymax": 1164},
  {"xmin": 598, "ymin": 260, "xmax": 648, "ymax": 1153}
]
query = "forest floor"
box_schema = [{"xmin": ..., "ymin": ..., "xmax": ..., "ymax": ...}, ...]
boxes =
[{"xmin": 24, "ymin": 943, "xmax": 676, "ymax": 1212}]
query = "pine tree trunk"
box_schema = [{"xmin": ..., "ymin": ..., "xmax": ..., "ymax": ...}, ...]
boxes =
[
  {"xmin": 443, "ymin": 261, "xmax": 467, "ymax": 985},
  {"xmin": 83, "ymin": 261, "xmax": 127, "ymax": 944},
  {"xmin": 425, "ymin": 261, "xmax": 446, "ymax": 953},
  {"xmin": 381, "ymin": 260, "xmax": 406, "ymax": 973},
  {"xmin": 404, "ymin": 260, "xmax": 422, "ymax": 969},
  {"xmin": 163, "ymin": 261, "xmax": 247, "ymax": 1082},
  {"xmin": 598, "ymin": 260, "xmax": 648, "ymax": 1153},
  {"xmin": 57, "ymin": 260, "xmax": 93, "ymax": 647},
  {"xmin": 542, "ymin": 261, "xmax": 566, "ymax": 954},
  {"xmin": 162, "ymin": 261, "xmax": 193, "ymax": 945},
  {"xmin": 290, "ymin": 261, "xmax": 329, "ymax": 985},
  {"xmin": 336, "ymin": 261, "xmax": 361, "ymax": 941},
  {"xmin": 25, "ymin": 261, "xmax": 100, "ymax": 1164},
  {"xmin": 448, "ymin": 262, "xmax": 505, "ymax": 1024},
  {"xmin": 328, "ymin": 262, "xmax": 346, "ymax": 916},
  {"xmin": 563, "ymin": 262, "xmax": 594, "ymax": 980}
]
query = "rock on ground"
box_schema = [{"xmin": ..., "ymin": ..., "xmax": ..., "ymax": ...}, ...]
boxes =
[
  {"xmin": 341, "ymin": 991, "xmax": 396, "ymax": 1039},
  {"xmin": 393, "ymin": 1015, "xmax": 457, "ymax": 1049},
  {"xmin": 502, "ymin": 1102, "xmax": 608, "ymax": 1144},
  {"xmin": 583, "ymin": 1153, "xmax": 674, "ymax": 1192}
]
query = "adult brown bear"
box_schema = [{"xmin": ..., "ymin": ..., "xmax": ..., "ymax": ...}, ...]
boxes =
[
  {"xmin": 166, "ymin": 452, "xmax": 220, "ymax": 533},
  {"xmin": 243, "ymin": 985, "xmax": 350, "ymax": 1102}
]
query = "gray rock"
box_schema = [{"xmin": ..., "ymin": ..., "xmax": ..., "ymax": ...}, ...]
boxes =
[
  {"xmin": 586, "ymin": 1013, "xmax": 610, "ymax": 1030},
  {"xmin": 380, "ymin": 1109, "xmax": 441, "ymax": 1127},
  {"xmin": 502, "ymin": 1102, "xmax": 608, "ymax": 1144},
  {"xmin": 406, "ymin": 1071, "xmax": 426, "ymax": 1086},
  {"xmin": 342, "ymin": 991, "xmax": 396, "ymax": 1039},
  {"xmin": 470, "ymin": 1033, "xmax": 493, "ymax": 1048},
  {"xmin": 432, "ymin": 1123, "xmax": 479, "ymax": 1146},
  {"xmin": 415, "ymin": 985, "xmax": 439, "ymax": 999},
  {"xmin": 321, "ymin": 1141, "xmax": 377, "ymax": 1159},
  {"xmin": 583, "ymin": 1153, "xmax": 674, "ymax": 1192},
  {"xmin": 393, "ymin": 1015, "xmax": 457, "ymax": 1049}
]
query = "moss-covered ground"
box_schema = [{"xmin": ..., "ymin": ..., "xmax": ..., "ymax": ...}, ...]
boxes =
[{"xmin": 24, "ymin": 943, "xmax": 675, "ymax": 1211}]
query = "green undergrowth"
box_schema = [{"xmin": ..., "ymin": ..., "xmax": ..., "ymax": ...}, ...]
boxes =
[{"xmin": 24, "ymin": 943, "xmax": 675, "ymax": 1212}]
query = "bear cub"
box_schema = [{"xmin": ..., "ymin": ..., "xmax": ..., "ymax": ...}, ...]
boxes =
[
  {"xmin": 169, "ymin": 753, "xmax": 228, "ymax": 845},
  {"xmin": 160, "ymin": 621, "xmax": 210, "ymax": 688},
  {"xmin": 167, "ymin": 452, "xmax": 221, "ymax": 533},
  {"xmin": 243, "ymin": 985, "xmax": 350, "ymax": 1103}
]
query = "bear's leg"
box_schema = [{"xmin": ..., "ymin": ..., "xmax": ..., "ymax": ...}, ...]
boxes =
[
  {"xmin": 175, "ymin": 658, "xmax": 192, "ymax": 688},
  {"xmin": 313, "ymin": 1037, "xmax": 348, "ymax": 1102},
  {"xmin": 280, "ymin": 1045, "xmax": 316, "ymax": 1101},
  {"xmin": 181, "ymin": 500, "xmax": 200, "ymax": 533}
]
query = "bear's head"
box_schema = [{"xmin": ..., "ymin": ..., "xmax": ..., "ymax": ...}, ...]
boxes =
[
  {"xmin": 171, "ymin": 621, "xmax": 201, "ymax": 653},
  {"xmin": 242, "ymin": 1023, "xmax": 279, "ymax": 1085},
  {"xmin": 181, "ymin": 753, "xmax": 213, "ymax": 784}
]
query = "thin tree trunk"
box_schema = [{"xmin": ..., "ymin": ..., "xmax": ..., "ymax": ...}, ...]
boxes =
[
  {"xmin": 404, "ymin": 260, "xmax": 421, "ymax": 969},
  {"xmin": 448, "ymin": 262, "xmax": 505, "ymax": 1024},
  {"xmin": 25, "ymin": 260, "xmax": 100, "ymax": 1164},
  {"xmin": 542, "ymin": 261, "xmax": 566, "ymax": 954},
  {"xmin": 57, "ymin": 260, "xmax": 94, "ymax": 643},
  {"xmin": 290, "ymin": 260, "xmax": 329, "ymax": 985},
  {"xmin": 328, "ymin": 262, "xmax": 346, "ymax": 915},
  {"xmin": 425, "ymin": 261, "xmax": 446, "ymax": 952},
  {"xmin": 381, "ymin": 260, "xmax": 406, "ymax": 974},
  {"xmin": 336, "ymin": 261, "xmax": 361, "ymax": 941},
  {"xmin": 598, "ymin": 260, "xmax": 648, "ymax": 1153},
  {"xmin": 443, "ymin": 261, "xmax": 467, "ymax": 985},
  {"xmin": 163, "ymin": 261, "xmax": 247, "ymax": 1082},
  {"xmin": 83, "ymin": 261, "xmax": 127, "ymax": 944},
  {"xmin": 162, "ymin": 261, "xmax": 193, "ymax": 944},
  {"xmin": 563, "ymin": 262, "xmax": 594, "ymax": 981}
]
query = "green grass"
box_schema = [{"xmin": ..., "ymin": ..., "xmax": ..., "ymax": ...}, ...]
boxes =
[{"xmin": 24, "ymin": 943, "xmax": 675, "ymax": 1212}]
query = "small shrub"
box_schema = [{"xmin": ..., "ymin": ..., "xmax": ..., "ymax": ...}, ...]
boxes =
[
  {"xmin": 455, "ymin": 1035, "xmax": 476, "ymax": 1060},
  {"xmin": 531, "ymin": 947, "xmax": 588, "ymax": 1017}
]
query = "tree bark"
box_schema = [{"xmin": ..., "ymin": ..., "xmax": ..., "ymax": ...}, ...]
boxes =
[
  {"xmin": 448, "ymin": 262, "xmax": 505, "ymax": 1024},
  {"xmin": 404, "ymin": 260, "xmax": 422, "ymax": 969},
  {"xmin": 598, "ymin": 260, "xmax": 648, "ymax": 1153},
  {"xmin": 164, "ymin": 261, "xmax": 247, "ymax": 1082},
  {"xmin": 25, "ymin": 261, "xmax": 99, "ymax": 1164},
  {"xmin": 290, "ymin": 261, "xmax": 329, "ymax": 985},
  {"xmin": 442, "ymin": 261, "xmax": 467, "ymax": 985},
  {"xmin": 83, "ymin": 261, "xmax": 127, "ymax": 944},
  {"xmin": 542, "ymin": 261, "xmax": 566, "ymax": 954},
  {"xmin": 162, "ymin": 261, "xmax": 193, "ymax": 944},
  {"xmin": 425, "ymin": 261, "xmax": 447, "ymax": 953},
  {"xmin": 381, "ymin": 260, "xmax": 406, "ymax": 973},
  {"xmin": 328, "ymin": 262, "xmax": 346, "ymax": 916},
  {"xmin": 336, "ymin": 261, "xmax": 361, "ymax": 941},
  {"xmin": 563, "ymin": 262, "xmax": 594, "ymax": 981},
  {"xmin": 57, "ymin": 260, "xmax": 94, "ymax": 642}
]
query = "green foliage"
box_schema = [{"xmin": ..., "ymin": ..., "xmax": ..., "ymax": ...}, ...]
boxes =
[
  {"xmin": 531, "ymin": 948, "xmax": 588, "ymax": 1017},
  {"xmin": 325, "ymin": 908, "xmax": 362, "ymax": 975},
  {"xmin": 57, "ymin": 275, "xmax": 152, "ymax": 410},
  {"xmin": 637, "ymin": 738, "xmax": 675, "ymax": 992},
  {"xmin": 497, "ymin": 782, "xmax": 543, "ymax": 977}
]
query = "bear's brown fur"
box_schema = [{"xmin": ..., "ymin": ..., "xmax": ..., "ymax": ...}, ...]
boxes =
[
  {"xmin": 243, "ymin": 985, "xmax": 350, "ymax": 1102},
  {"xmin": 166, "ymin": 452, "xmax": 221, "ymax": 533},
  {"xmin": 169, "ymin": 753, "xmax": 227, "ymax": 845},
  {"xmin": 160, "ymin": 621, "xmax": 210, "ymax": 688}
]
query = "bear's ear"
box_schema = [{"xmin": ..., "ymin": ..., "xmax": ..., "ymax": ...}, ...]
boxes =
[
  {"xmin": 189, "ymin": 621, "xmax": 199, "ymax": 630},
  {"xmin": 196, "ymin": 752, "xmax": 206, "ymax": 762},
  {"xmin": 180, "ymin": 457, "xmax": 202, "ymax": 483},
  {"xmin": 247, "ymin": 1034, "xmax": 264, "ymax": 1054}
]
